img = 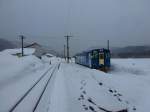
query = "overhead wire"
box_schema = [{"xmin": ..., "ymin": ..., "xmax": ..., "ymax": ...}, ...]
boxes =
[{"xmin": 64, "ymin": 0, "xmax": 73, "ymax": 35}]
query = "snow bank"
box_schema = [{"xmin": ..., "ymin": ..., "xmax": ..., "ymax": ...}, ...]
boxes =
[
  {"xmin": 2, "ymin": 48, "xmax": 35, "ymax": 55},
  {"xmin": 0, "ymin": 52, "xmax": 42, "ymax": 87},
  {"xmin": 0, "ymin": 50, "xmax": 51, "ymax": 111}
]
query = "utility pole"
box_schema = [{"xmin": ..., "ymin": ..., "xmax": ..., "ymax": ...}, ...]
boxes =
[
  {"xmin": 19, "ymin": 35, "xmax": 25, "ymax": 56},
  {"xmin": 64, "ymin": 45, "xmax": 66, "ymax": 60},
  {"xmin": 107, "ymin": 40, "xmax": 109, "ymax": 50},
  {"xmin": 64, "ymin": 35, "xmax": 72, "ymax": 63}
]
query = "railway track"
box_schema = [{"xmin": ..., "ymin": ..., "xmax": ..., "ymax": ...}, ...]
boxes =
[{"xmin": 9, "ymin": 63, "xmax": 60, "ymax": 112}]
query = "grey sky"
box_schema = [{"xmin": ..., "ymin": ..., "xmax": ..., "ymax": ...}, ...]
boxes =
[{"xmin": 0, "ymin": 0, "xmax": 150, "ymax": 55}]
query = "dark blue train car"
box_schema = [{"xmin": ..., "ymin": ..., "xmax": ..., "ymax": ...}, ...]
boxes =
[{"xmin": 75, "ymin": 48, "xmax": 111, "ymax": 71}]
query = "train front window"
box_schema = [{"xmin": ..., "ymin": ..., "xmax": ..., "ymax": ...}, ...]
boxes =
[
  {"xmin": 93, "ymin": 51, "xmax": 98, "ymax": 59},
  {"xmin": 99, "ymin": 53, "xmax": 104, "ymax": 59}
]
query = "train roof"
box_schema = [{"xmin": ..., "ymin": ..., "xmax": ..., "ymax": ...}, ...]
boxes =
[{"xmin": 75, "ymin": 48, "xmax": 110, "ymax": 56}]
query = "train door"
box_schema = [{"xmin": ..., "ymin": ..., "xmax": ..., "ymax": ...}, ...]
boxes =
[
  {"xmin": 92, "ymin": 50, "xmax": 99, "ymax": 68},
  {"xmin": 99, "ymin": 52, "xmax": 104, "ymax": 66}
]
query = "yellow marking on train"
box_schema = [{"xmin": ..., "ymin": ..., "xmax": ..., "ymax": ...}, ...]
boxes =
[{"xmin": 99, "ymin": 59, "xmax": 104, "ymax": 65}]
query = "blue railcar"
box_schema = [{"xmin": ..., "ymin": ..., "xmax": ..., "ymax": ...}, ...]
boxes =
[{"xmin": 75, "ymin": 48, "xmax": 111, "ymax": 71}]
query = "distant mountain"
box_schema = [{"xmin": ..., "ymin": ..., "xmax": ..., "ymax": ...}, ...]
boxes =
[
  {"xmin": 84, "ymin": 45, "xmax": 150, "ymax": 58},
  {"xmin": 0, "ymin": 38, "xmax": 16, "ymax": 51},
  {"xmin": 111, "ymin": 46, "xmax": 150, "ymax": 58}
]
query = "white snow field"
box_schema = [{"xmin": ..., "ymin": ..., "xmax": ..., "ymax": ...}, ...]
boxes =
[
  {"xmin": 0, "ymin": 49, "xmax": 57, "ymax": 112},
  {"xmin": 0, "ymin": 49, "xmax": 150, "ymax": 112},
  {"xmin": 45, "ymin": 59, "xmax": 150, "ymax": 112}
]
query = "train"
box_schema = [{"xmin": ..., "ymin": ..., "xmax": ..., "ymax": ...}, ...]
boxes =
[{"xmin": 75, "ymin": 48, "xmax": 111, "ymax": 71}]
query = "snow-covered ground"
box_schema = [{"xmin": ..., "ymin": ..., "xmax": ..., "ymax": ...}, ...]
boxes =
[
  {"xmin": 109, "ymin": 59, "xmax": 150, "ymax": 112},
  {"xmin": 0, "ymin": 49, "xmax": 54, "ymax": 111},
  {"xmin": 0, "ymin": 49, "xmax": 150, "ymax": 112},
  {"xmin": 46, "ymin": 59, "xmax": 150, "ymax": 112}
]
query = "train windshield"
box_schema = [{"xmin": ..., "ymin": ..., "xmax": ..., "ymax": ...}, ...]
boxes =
[
  {"xmin": 92, "ymin": 51, "xmax": 99, "ymax": 59},
  {"xmin": 99, "ymin": 53, "xmax": 104, "ymax": 59}
]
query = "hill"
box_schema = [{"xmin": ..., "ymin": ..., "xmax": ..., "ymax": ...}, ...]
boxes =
[
  {"xmin": 111, "ymin": 46, "xmax": 150, "ymax": 58},
  {"xmin": 0, "ymin": 38, "xmax": 16, "ymax": 51}
]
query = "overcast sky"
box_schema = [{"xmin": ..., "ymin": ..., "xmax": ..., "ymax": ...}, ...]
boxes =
[{"xmin": 0, "ymin": 0, "xmax": 150, "ymax": 55}]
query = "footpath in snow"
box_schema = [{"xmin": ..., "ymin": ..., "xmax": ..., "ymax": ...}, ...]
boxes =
[{"xmin": 49, "ymin": 63, "xmax": 129, "ymax": 112}]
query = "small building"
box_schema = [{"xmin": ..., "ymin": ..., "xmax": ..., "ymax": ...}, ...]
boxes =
[{"xmin": 24, "ymin": 43, "xmax": 46, "ymax": 58}]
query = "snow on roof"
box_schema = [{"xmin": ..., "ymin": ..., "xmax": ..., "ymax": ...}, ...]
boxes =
[
  {"xmin": 2, "ymin": 48, "xmax": 35, "ymax": 55},
  {"xmin": 45, "ymin": 53, "xmax": 54, "ymax": 57},
  {"xmin": 24, "ymin": 42, "xmax": 41, "ymax": 48}
]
